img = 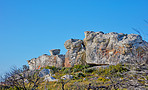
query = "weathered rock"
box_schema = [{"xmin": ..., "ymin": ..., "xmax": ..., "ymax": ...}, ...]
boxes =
[
  {"xmin": 39, "ymin": 68, "xmax": 52, "ymax": 77},
  {"xmin": 64, "ymin": 39, "xmax": 86, "ymax": 67},
  {"xmin": 27, "ymin": 50, "xmax": 65, "ymax": 70},
  {"xmin": 27, "ymin": 31, "xmax": 148, "ymax": 69},
  {"xmin": 84, "ymin": 31, "xmax": 148, "ymax": 65},
  {"xmin": 61, "ymin": 74, "xmax": 73, "ymax": 80},
  {"xmin": 44, "ymin": 75, "xmax": 58, "ymax": 82},
  {"xmin": 49, "ymin": 49, "xmax": 60, "ymax": 55}
]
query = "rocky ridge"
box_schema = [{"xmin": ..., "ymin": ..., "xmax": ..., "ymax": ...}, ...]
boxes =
[{"xmin": 27, "ymin": 31, "xmax": 148, "ymax": 70}]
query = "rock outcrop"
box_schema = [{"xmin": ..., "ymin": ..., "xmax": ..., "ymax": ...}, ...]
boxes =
[
  {"xmin": 27, "ymin": 31, "xmax": 148, "ymax": 70},
  {"xmin": 84, "ymin": 31, "xmax": 148, "ymax": 65},
  {"xmin": 27, "ymin": 49, "xmax": 65, "ymax": 70}
]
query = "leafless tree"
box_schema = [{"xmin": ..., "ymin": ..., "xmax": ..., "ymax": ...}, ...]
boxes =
[{"xmin": 0, "ymin": 65, "xmax": 43, "ymax": 90}]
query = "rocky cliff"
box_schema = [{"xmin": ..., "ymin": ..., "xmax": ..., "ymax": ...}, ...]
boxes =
[{"xmin": 27, "ymin": 31, "xmax": 148, "ymax": 70}]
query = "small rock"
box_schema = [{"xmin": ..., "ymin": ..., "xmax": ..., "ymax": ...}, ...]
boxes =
[
  {"xmin": 61, "ymin": 74, "xmax": 73, "ymax": 80},
  {"xmin": 44, "ymin": 75, "xmax": 58, "ymax": 82},
  {"xmin": 24, "ymin": 79, "xmax": 29, "ymax": 83},
  {"xmin": 39, "ymin": 68, "xmax": 52, "ymax": 77}
]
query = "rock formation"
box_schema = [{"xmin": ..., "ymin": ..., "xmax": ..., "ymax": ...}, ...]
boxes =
[
  {"xmin": 27, "ymin": 49, "xmax": 65, "ymax": 70},
  {"xmin": 83, "ymin": 31, "xmax": 147, "ymax": 65},
  {"xmin": 64, "ymin": 39, "xmax": 86, "ymax": 67},
  {"xmin": 27, "ymin": 31, "xmax": 148, "ymax": 70}
]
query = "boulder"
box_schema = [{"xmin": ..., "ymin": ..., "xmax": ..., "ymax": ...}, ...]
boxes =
[
  {"xmin": 39, "ymin": 69, "xmax": 52, "ymax": 77},
  {"xmin": 64, "ymin": 39, "xmax": 86, "ymax": 67},
  {"xmin": 84, "ymin": 31, "xmax": 148, "ymax": 65},
  {"xmin": 28, "ymin": 54, "xmax": 65, "ymax": 70},
  {"xmin": 61, "ymin": 74, "xmax": 73, "ymax": 80},
  {"xmin": 44, "ymin": 75, "xmax": 58, "ymax": 82}
]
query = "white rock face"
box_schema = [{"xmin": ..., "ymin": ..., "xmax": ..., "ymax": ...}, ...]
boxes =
[
  {"xmin": 27, "ymin": 52, "xmax": 65, "ymax": 70},
  {"xmin": 84, "ymin": 31, "xmax": 148, "ymax": 65}
]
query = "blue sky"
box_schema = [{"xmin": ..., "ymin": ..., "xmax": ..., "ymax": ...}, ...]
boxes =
[{"xmin": 0, "ymin": 0, "xmax": 148, "ymax": 75}]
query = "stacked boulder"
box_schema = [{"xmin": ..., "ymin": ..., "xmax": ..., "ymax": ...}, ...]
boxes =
[{"xmin": 64, "ymin": 39, "xmax": 86, "ymax": 67}]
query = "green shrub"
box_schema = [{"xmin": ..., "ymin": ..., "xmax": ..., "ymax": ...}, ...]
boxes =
[
  {"xmin": 77, "ymin": 72, "xmax": 86, "ymax": 77},
  {"xmin": 61, "ymin": 67, "xmax": 66, "ymax": 71},
  {"xmin": 97, "ymin": 64, "xmax": 129, "ymax": 77},
  {"xmin": 73, "ymin": 68, "xmax": 78, "ymax": 73},
  {"xmin": 71, "ymin": 64, "xmax": 91, "ymax": 73},
  {"xmin": 73, "ymin": 65, "xmax": 84, "ymax": 71},
  {"xmin": 9, "ymin": 86, "xmax": 24, "ymax": 90},
  {"xmin": 84, "ymin": 69, "xmax": 96, "ymax": 73},
  {"xmin": 146, "ymin": 76, "xmax": 148, "ymax": 80},
  {"xmin": 63, "ymin": 68, "xmax": 70, "ymax": 74},
  {"xmin": 77, "ymin": 78, "xmax": 83, "ymax": 82},
  {"xmin": 45, "ymin": 66, "xmax": 60, "ymax": 73},
  {"xmin": 98, "ymin": 77, "xmax": 109, "ymax": 82}
]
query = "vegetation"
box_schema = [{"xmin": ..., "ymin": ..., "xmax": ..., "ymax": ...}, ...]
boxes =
[
  {"xmin": 0, "ymin": 65, "xmax": 43, "ymax": 90},
  {"xmin": 0, "ymin": 62, "xmax": 148, "ymax": 90},
  {"xmin": 97, "ymin": 64, "xmax": 129, "ymax": 77},
  {"xmin": 1, "ymin": 62, "xmax": 147, "ymax": 90}
]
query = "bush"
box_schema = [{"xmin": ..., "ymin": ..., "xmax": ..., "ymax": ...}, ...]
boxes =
[
  {"xmin": 61, "ymin": 67, "xmax": 66, "ymax": 72},
  {"xmin": 73, "ymin": 65, "xmax": 84, "ymax": 71},
  {"xmin": 45, "ymin": 66, "xmax": 60, "ymax": 73},
  {"xmin": 72, "ymin": 65, "xmax": 91, "ymax": 73},
  {"xmin": 84, "ymin": 68, "xmax": 95, "ymax": 73},
  {"xmin": 98, "ymin": 77, "xmax": 109, "ymax": 82},
  {"xmin": 9, "ymin": 86, "xmax": 24, "ymax": 90},
  {"xmin": 97, "ymin": 64, "xmax": 129, "ymax": 77},
  {"xmin": 146, "ymin": 76, "xmax": 148, "ymax": 80},
  {"xmin": 63, "ymin": 68, "xmax": 70, "ymax": 74},
  {"xmin": 73, "ymin": 68, "xmax": 78, "ymax": 73},
  {"xmin": 76, "ymin": 72, "xmax": 86, "ymax": 77}
]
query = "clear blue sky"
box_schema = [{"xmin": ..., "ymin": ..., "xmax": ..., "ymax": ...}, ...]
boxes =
[{"xmin": 0, "ymin": 0, "xmax": 148, "ymax": 75}]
